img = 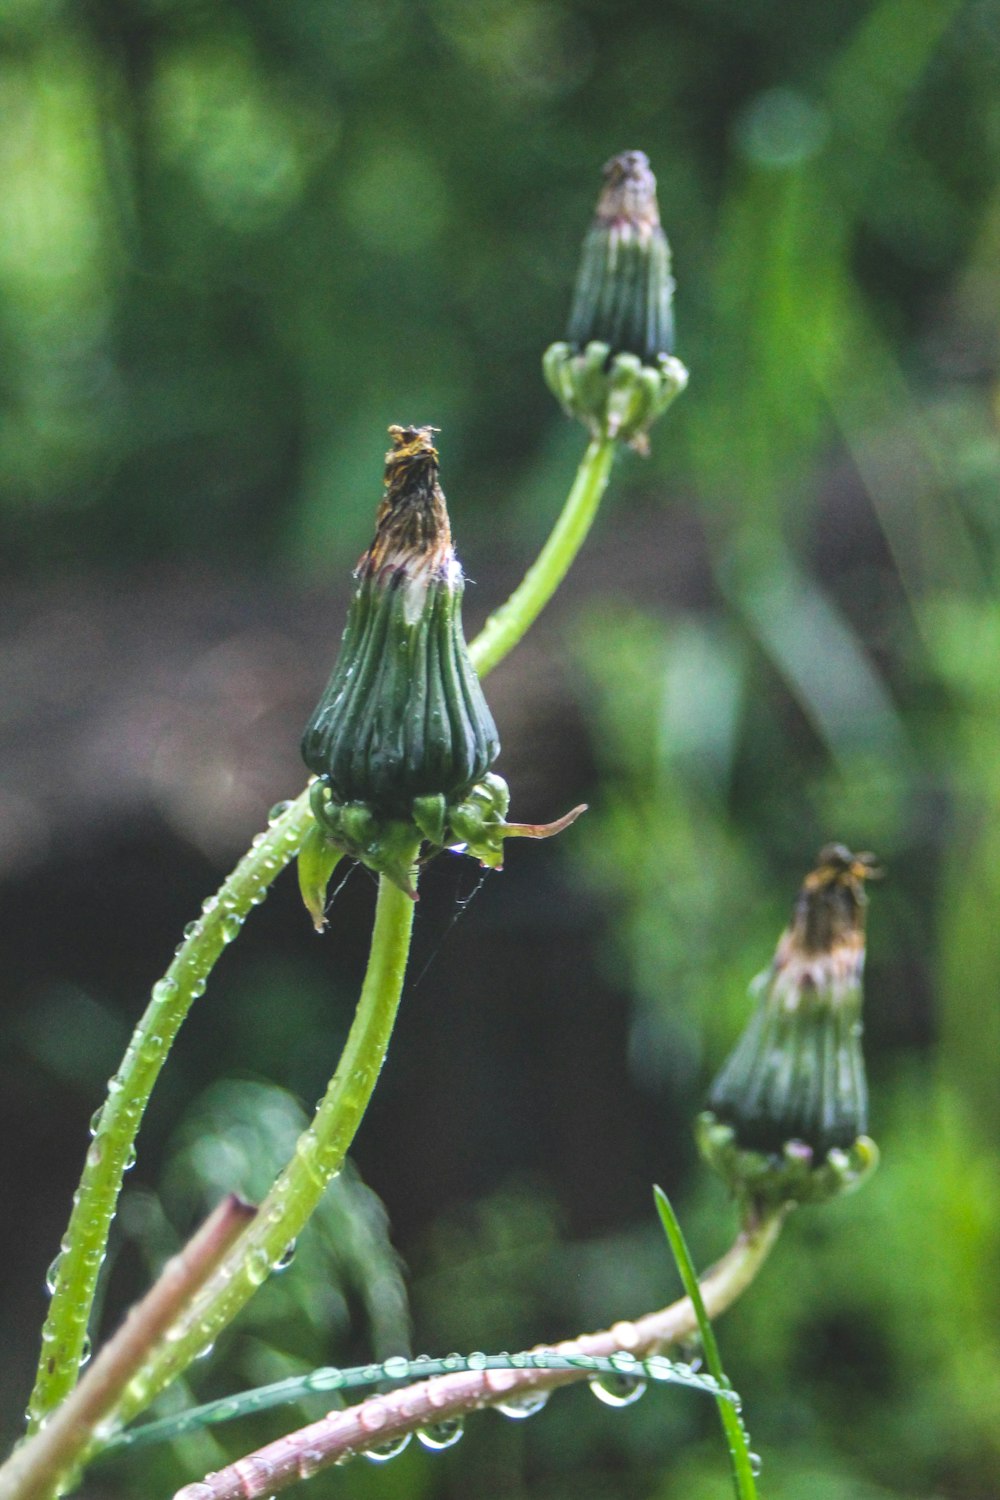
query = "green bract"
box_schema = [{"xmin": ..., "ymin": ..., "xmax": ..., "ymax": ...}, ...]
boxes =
[
  {"xmin": 300, "ymin": 426, "xmax": 584, "ymax": 916},
  {"xmin": 545, "ymin": 150, "xmax": 688, "ymax": 448},
  {"xmin": 698, "ymin": 845, "xmax": 881, "ymax": 1209}
]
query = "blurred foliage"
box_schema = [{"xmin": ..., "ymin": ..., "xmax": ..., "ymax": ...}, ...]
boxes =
[{"xmin": 3, "ymin": 0, "xmax": 1000, "ymax": 1497}]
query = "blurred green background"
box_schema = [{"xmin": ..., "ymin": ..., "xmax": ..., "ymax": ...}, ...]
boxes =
[{"xmin": 2, "ymin": 0, "xmax": 1000, "ymax": 1496}]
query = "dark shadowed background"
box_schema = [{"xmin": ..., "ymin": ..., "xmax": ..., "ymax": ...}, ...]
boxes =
[{"xmin": 2, "ymin": 1, "xmax": 999, "ymax": 1496}]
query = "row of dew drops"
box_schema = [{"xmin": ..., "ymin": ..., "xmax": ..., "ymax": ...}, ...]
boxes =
[
  {"xmin": 121, "ymin": 1346, "xmax": 760, "ymax": 1479},
  {"xmin": 345, "ymin": 1348, "xmax": 760, "ymax": 1474},
  {"xmin": 34, "ymin": 801, "xmax": 305, "ymax": 1427}
]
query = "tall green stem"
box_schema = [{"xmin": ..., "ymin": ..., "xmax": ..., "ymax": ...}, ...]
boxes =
[
  {"xmin": 26, "ymin": 793, "xmax": 314, "ymax": 1432},
  {"xmin": 25, "ymin": 428, "xmax": 621, "ymax": 1442},
  {"xmin": 110, "ymin": 867, "xmax": 418, "ymax": 1426},
  {"xmin": 469, "ymin": 436, "xmax": 616, "ymax": 676}
]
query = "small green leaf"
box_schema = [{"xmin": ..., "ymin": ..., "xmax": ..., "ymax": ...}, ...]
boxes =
[{"xmin": 297, "ymin": 824, "xmax": 343, "ymax": 932}]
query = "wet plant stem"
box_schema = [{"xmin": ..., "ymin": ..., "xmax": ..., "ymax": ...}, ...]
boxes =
[
  {"xmin": 469, "ymin": 435, "xmax": 616, "ymax": 677},
  {"xmin": 23, "ymin": 428, "xmax": 622, "ymax": 1457},
  {"xmin": 25, "ymin": 794, "xmax": 315, "ymax": 1433},
  {"xmin": 108, "ymin": 866, "xmax": 419, "ymax": 1428},
  {"xmin": 168, "ymin": 1208, "xmax": 788, "ymax": 1499},
  {"xmin": 0, "ymin": 1199, "xmax": 255, "ymax": 1500}
]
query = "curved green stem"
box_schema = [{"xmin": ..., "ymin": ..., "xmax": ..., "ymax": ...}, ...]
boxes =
[
  {"xmin": 25, "ymin": 427, "xmax": 621, "ymax": 1445},
  {"xmin": 109, "ymin": 866, "xmax": 418, "ymax": 1427},
  {"xmin": 118, "ymin": 1211, "xmax": 787, "ymax": 1498},
  {"xmin": 26, "ymin": 792, "xmax": 315, "ymax": 1432},
  {"xmin": 469, "ymin": 436, "xmax": 617, "ymax": 676}
]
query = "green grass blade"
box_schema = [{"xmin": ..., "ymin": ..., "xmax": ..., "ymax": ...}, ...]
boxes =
[
  {"xmin": 102, "ymin": 1348, "xmax": 734, "ymax": 1455},
  {"xmin": 653, "ymin": 1185, "xmax": 760, "ymax": 1499}
]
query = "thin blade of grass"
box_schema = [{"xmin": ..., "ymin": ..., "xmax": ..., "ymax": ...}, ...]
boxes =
[{"xmin": 653, "ymin": 1185, "xmax": 760, "ymax": 1499}]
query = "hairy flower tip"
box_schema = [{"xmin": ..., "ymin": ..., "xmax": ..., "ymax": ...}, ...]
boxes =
[
  {"xmin": 697, "ymin": 844, "xmax": 882, "ymax": 1209},
  {"xmin": 362, "ymin": 425, "xmax": 453, "ymax": 585},
  {"xmin": 544, "ymin": 151, "xmax": 688, "ymax": 449}
]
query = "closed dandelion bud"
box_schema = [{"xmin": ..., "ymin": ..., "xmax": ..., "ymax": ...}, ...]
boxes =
[
  {"xmin": 300, "ymin": 426, "xmax": 586, "ymax": 913},
  {"xmin": 303, "ymin": 426, "xmax": 499, "ymax": 817},
  {"xmin": 696, "ymin": 846, "xmax": 881, "ymax": 1208},
  {"xmin": 567, "ymin": 148, "xmax": 674, "ymax": 363},
  {"xmin": 544, "ymin": 151, "xmax": 688, "ymax": 450}
]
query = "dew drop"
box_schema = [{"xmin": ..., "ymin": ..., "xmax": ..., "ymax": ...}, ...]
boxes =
[
  {"xmin": 588, "ymin": 1372, "xmax": 648, "ymax": 1407},
  {"xmin": 274, "ymin": 1240, "xmax": 297, "ymax": 1272},
  {"xmin": 152, "ymin": 978, "xmax": 178, "ymax": 1003},
  {"xmin": 88, "ymin": 1107, "xmax": 104, "ymax": 1138},
  {"xmin": 182, "ymin": 920, "xmax": 201, "ymax": 940},
  {"xmin": 466, "ymin": 1351, "xmax": 487, "ymax": 1371},
  {"xmin": 123, "ymin": 1145, "xmax": 137, "ymax": 1172},
  {"xmin": 251, "ymin": 832, "xmax": 268, "ymax": 848},
  {"xmin": 201, "ymin": 895, "xmax": 219, "ymax": 916},
  {"xmin": 364, "ymin": 1432, "xmax": 411, "ymax": 1462},
  {"xmin": 496, "ymin": 1391, "xmax": 550, "ymax": 1420},
  {"xmin": 79, "ymin": 1336, "xmax": 92, "ymax": 1368},
  {"xmin": 358, "ymin": 1400, "xmax": 389, "ymax": 1433},
  {"xmin": 45, "ymin": 1255, "xmax": 62, "ymax": 1295},
  {"xmin": 244, "ymin": 1246, "xmax": 272, "ymax": 1286},
  {"xmin": 749, "ymin": 1451, "xmax": 763, "ymax": 1476},
  {"xmin": 269, "ymin": 801, "xmax": 294, "ymax": 825},
  {"xmin": 221, "ymin": 913, "xmax": 243, "ymax": 943},
  {"xmin": 416, "ymin": 1417, "xmax": 464, "ymax": 1450},
  {"xmin": 381, "ymin": 1356, "xmax": 410, "ymax": 1381},
  {"xmin": 306, "ymin": 1368, "xmax": 344, "ymax": 1394}
]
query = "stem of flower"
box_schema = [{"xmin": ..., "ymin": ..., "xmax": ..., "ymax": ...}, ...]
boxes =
[
  {"xmin": 167, "ymin": 1209, "xmax": 788, "ymax": 1499},
  {"xmin": 25, "ymin": 794, "xmax": 314, "ymax": 1432},
  {"xmin": 24, "ymin": 426, "xmax": 621, "ymax": 1448},
  {"xmin": 108, "ymin": 864, "xmax": 419, "ymax": 1428},
  {"xmin": 469, "ymin": 436, "xmax": 617, "ymax": 677},
  {"xmin": 0, "ymin": 1199, "xmax": 256, "ymax": 1500}
]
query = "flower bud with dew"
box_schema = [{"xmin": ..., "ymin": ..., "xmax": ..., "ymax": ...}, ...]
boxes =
[
  {"xmin": 299, "ymin": 427, "xmax": 584, "ymax": 923},
  {"xmin": 697, "ymin": 845, "xmax": 881, "ymax": 1209},
  {"xmin": 544, "ymin": 151, "xmax": 688, "ymax": 450}
]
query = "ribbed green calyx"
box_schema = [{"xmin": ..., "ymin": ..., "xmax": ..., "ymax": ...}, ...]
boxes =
[
  {"xmin": 698, "ymin": 845, "xmax": 881, "ymax": 1208},
  {"xmin": 300, "ymin": 426, "xmax": 585, "ymax": 918},
  {"xmin": 302, "ymin": 541, "xmax": 498, "ymax": 816},
  {"xmin": 567, "ymin": 149, "xmax": 675, "ymax": 364},
  {"xmin": 545, "ymin": 151, "xmax": 688, "ymax": 449}
]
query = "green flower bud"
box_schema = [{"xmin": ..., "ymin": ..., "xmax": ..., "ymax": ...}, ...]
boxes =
[
  {"xmin": 545, "ymin": 151, "xmax": 688, "ymax": 449},
  {"xmin": 568, "ymin": 149, "xmax": 675, "ymax": 364},
  {"xmin": 303, "ymin": 426, "xmax": 500, "ymax": 817},
  {"xmin": 697, "ymin": 845, "xmax": 882, "ymax": 1208},
  {"xmin": 300, "ymin": 427, "xmax": 586, "ymax": 909}
]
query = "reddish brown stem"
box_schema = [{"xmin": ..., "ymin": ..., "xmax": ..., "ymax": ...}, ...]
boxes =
[
  {"xmin": 173, "ymin": 1209, "xmax": 786, "ymax": 1500},
  {"xmin": 0, "ymin": 1196, "xmax": 256, "ymax": 1500}
]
